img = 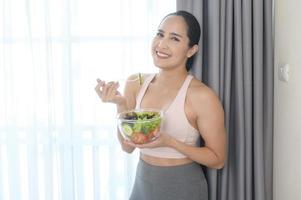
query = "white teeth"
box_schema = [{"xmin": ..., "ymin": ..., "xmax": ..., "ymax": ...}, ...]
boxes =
[{"xmin": 156, "ymin": 51, "xmax": 169, "ymax": 58}]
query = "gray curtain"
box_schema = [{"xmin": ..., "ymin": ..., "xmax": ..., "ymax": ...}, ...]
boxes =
[{"xmin": 177, "ymin": 1, "xmax": 274, "ymax": 200}]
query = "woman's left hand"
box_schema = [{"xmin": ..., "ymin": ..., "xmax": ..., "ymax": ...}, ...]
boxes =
[{"xmin": 125, "ymin": 132, "xmax": 173, "ymax": 149}]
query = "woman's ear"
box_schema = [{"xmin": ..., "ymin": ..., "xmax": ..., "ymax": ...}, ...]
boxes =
[{"xmin": 187, "ymin": 44, "xmax": 199, "ymax": 58}]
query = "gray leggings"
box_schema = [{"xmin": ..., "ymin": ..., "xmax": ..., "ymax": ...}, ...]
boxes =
[{"xmin": 129, "ymin": 159, "xmax": 208, "ymax": 200}]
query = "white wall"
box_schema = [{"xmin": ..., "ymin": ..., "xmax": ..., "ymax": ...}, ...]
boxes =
[{"xmin": 274, "ymin": 0, "xmax": 301, "ymax": 199}]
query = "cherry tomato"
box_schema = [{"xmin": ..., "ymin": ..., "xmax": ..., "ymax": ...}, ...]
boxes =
[
  {"xmin": 131, "ymin": 132, "xmax": 148, "ymax": 144},
  {"xmin": 148, "ymin": 128, "xmax": 159, "ymax": 140}
]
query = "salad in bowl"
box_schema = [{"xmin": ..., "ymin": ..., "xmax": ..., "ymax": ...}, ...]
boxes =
[{"xmin": 117, "ymin": 109, "xmax": 163, "ymax": 144}]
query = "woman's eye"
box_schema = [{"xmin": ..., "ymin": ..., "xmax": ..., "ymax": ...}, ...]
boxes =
[
  {"xmin": 171, "ymin": 37, "xmax": 180, "ymax": 41},
  {"xmin": 156, "ymin": 32, "xmax": 164, "ymax": 37}
]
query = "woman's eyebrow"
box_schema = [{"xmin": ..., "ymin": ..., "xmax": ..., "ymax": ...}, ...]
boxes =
[
  {"xmin": 158, "ymin": 29, "xmax": 183, "ymax": 38},
  {"xmin": 170, "ymin": 32, "xmax": 182, "ymax": 38}
]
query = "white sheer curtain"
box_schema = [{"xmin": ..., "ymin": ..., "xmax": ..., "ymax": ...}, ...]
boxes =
[{"xmin": 0, "ymin": 0, "xmax": 175, "ymax": 200}]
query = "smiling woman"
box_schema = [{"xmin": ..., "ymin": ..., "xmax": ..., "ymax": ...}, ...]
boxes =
[
  {"xmin": 0, "ymin": 0, "xmax": 175, "ymax": 200},
  {"xmin": 95, "ymin": 10, "xmax": 226, "ymax": 200}
]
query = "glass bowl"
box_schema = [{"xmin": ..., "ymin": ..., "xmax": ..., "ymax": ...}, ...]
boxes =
[{"xmin": 117, "ymin": 109, "xmax": 163, "ymax": 144}]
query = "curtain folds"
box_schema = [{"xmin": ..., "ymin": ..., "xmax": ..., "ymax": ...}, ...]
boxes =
[{"xmin": 177, "ymin": 0, "xmax": 274, "ymax": 200}]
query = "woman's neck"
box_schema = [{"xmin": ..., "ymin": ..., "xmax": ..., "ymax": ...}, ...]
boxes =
[{"xmin": 154, "ymin": 69, "xmax": 189, "ymax": 89}]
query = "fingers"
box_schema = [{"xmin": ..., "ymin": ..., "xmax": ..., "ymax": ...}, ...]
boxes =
[
  {"xmin": 124, "ymin": 140, "xmax": 142, "ymax": 148},
  {"xmin": 123, "ymin": 136, "xmax": 161, "ymax": 149},
  {"xmin": 124, "ymin": 139, "xmax": 135, "ymax": 146},
  {"xmin": 102, "ymin": 81, "xmax": 118, "ymax": 102},
  {"xmin": 101, "ymin": 81, "xmax": 111, "ymax": 99},
  {"xmin": 107, "ymin": 82, "xmax": 119, "ymax": 99},
  {"xmin": 94, "ymin": 79, "xmax": 105, "ymax": 98},
  {"xmin": 95, "ymin": 79, "xmax": 120, "ymax": 103}
]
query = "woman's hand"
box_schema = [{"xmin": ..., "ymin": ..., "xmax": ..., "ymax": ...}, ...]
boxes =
[
  {"xmin": 94, "ymin": 78, "xmax": 126, "ymax": 106},
  {"xmin": 125, "ymin": 131, "xmax": 173, "ymax": 149},
  {"xmin": 95, "ymin": 77, "xmax": 137, "ymax": 153}
]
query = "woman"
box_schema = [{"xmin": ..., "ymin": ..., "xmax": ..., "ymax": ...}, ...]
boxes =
[{"xmin": 95, "ymin": 10, "xmax": 226, "ymax": 200}]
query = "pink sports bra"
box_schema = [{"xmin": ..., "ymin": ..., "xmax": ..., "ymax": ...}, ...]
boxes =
[{"xmin": 135, "ymin": 74, "xmax": 200, "ymax": 158}]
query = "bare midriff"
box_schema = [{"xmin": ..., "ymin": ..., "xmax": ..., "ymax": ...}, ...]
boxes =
[{"xmin": 141, "ymin": 153, "xmax": 193, "ymax": 166}]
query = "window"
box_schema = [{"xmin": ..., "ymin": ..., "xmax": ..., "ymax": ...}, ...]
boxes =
[{"xmin": 0, "ymin": 0, "xmax": 176, "ymax": 199}]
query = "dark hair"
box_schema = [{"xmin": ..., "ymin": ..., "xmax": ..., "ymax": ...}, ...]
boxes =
[{"xmin": 161, "ymin": 10, "xmax": 201, "ymax": 71}]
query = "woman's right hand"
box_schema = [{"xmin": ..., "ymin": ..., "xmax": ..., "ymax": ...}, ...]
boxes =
[
  {"xmin": 94, "ymin": 78, "xmax": 126, "ymax": 107},
  {"xmin": 95, "ymin": 77, "xmax": 137, "ymax": 153}
]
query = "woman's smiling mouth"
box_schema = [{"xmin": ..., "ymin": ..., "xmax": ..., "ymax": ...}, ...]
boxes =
[{"xmin": 156, "ymin": 51, "xmax": 170, "ymax": 58}]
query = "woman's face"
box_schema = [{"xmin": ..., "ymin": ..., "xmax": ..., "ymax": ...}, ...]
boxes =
[{"xmin": 151, "ymin": 15, "xmax": 196, "ymax": 71}]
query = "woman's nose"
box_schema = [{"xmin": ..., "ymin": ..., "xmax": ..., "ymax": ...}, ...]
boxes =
[{"xmin": 157, "ymin": 38, "xmax": 169, "ymax": 49}]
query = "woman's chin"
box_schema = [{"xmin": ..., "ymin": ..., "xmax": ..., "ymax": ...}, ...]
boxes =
[
  {"xmin": 153, "ymin": 64, "xmax": 168, "ymax": 70},
  {"xmin": 153, "ymin": 61, "xmax": 170, "ymax": 69}
]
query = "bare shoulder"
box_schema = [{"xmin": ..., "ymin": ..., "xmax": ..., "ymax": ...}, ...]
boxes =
[
  {"xmin": 187, "ymin": 78, "xmax": 224, "ymax": 114},
  {"xmin": 125, "ymin": 73, "xmax": 152, "ymax": 92},
  {"xmin": 124, "ymin": 73, "xmax": 153, "ymax": 98},
  {"xmin": 187, "ymin": 78, "xmax": 218, "ymax": 101},
  {"xmin": 126, "ymin": 73, "xmax": 152, "ymax": 85},
  {"xmin": 123, "ymin": 73, "xmax": 152, "ymax": 110}
]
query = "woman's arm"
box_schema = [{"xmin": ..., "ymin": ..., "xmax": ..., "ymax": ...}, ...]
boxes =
[
  {"xmin": 171, "ymin": 86, "xmax": 226, "ymax": 169},
  {"xmin": 95, "ymin": 74, "xmax": 144, "ymax": 154}
]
